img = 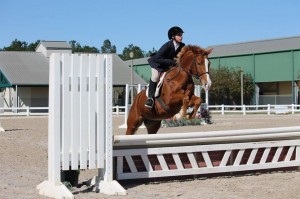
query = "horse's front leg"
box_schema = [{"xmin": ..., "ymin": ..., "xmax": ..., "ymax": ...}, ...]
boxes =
[
  {"xmin": 181, "ymin": 95, "xmax": 190, "ymax": 119},
  {"xmin": 188, "ymin": 95, "xmax": 202, "ymax": 119}
]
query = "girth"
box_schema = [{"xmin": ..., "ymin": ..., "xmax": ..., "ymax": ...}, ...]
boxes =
[{"xmin": 155, "ymin": 97, "xmax": 171, "ymax": 113}]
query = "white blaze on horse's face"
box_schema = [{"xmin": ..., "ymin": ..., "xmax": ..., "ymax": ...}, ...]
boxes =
[{"xmin": 203, "ymin": 58, "xmax": 211, "ymax": 90}]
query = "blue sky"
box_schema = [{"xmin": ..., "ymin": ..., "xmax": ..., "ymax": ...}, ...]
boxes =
[{"xmin": 1, "ymin": 0, "xmax": 299, "ymax": 54}]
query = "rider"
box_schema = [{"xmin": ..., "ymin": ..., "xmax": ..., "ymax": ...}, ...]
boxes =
[{"xmin": 145, "ymin": 26, "xmax": 185, "ymax": 109}]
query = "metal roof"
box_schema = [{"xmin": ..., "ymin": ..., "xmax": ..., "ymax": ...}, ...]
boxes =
[
  {"xmin": 0, "ymin": 51, "xmax": 146, "ymax": 86},
  {"xmin": 125, "ymin": 57, "xmax": 150, "ymax": 66},
  {"xmin": 36, "ymin": 41, "xmax": 72, "ymax": 50},
  {"xmin": 208, "ymin": 36, "xmax": 300, "ymax": 58},
  {"xmin": 0, "ymin": 51, "xmax": 49, "ymax": 85},
  {"xmin": 111, "ymin": 54, "xmax": 146, "ymax": 85}
]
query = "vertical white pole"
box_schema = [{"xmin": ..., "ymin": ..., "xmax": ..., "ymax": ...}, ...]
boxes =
[
  {"xmin": 205, "ymin": 90, "xmax": 209, "ymax": 106},
  {"xmin": 124, "ymin": 84, "xmax": 129, "ymax": 126},
  {"xmin": 221, "ymin": 104, "xmax": 224, "ymax": 115},
  {"xmin": 104, "ymin": 54, "xmax": 113, "ymax": 182},
  {"xmin": 48, "ymin": 53, "xmax": 62, "ymax": 185}
]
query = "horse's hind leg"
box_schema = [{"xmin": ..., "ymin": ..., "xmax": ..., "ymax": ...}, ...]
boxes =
[{"xmin": 144, "ymin": 119, "xmax": 162, "ymax": 134}]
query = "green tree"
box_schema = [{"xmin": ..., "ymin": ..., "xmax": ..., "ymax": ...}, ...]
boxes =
[
  {"xmin": 100, "ymin": 39, "xmax": 116, "ymax": 53},
  {"xmin": 119, "ymin": 44, "xmax": 144, "ymax": 60},
  {"xmin": 3, "ymin": 39, "xmax": 28, "ymax": 51},
  {"xmin": 69, "ymin": 40, "xmax": 99, "ymax": 53},
  {"xmin": 69, "ymin": 40, "xmax": 83, "ymax": 53},
  {"xmin": 144, "ymin": 47, "xmax": 157, "ymax": 57},
  {"xmin": 209, "ymin": 66, "xmax": 254, "ymax": 105},
  {"xmin": 27, "ymin": 40, "xmax": 41, "ymax": 51},
  {"xmin": 81, "ymin": 45, "xmax": 99, "ymax": 53}
]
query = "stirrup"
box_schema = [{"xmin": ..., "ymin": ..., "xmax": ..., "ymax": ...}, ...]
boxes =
[{"xmin": 145, "ymin": 98, "xmax": 154, "ymax": 108}]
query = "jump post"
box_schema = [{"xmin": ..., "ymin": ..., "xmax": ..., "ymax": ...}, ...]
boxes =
[{"xmin": 37, "ymin": 53, "xmax": 126, "ymax": 198}]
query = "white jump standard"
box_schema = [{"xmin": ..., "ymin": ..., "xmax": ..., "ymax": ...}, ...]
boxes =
[{"xmin": 37, "ymin": 53, "xmax": 126, "ymax": 199}]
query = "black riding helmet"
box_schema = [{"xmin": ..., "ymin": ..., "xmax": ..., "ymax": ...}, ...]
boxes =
[{"xmin": 168, "ymin": 26, "xmax": 184, "ymax": 40}]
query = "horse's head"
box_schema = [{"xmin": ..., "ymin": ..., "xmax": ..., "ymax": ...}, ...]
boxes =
[{"xmin": 177, "ymin": 45, "xmax": 213, "ymax": 90}]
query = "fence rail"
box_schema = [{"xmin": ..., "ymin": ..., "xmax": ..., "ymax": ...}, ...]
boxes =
[
  {"xmin": 209, "ymin": 104, "xmax": 300, "ymax": 115},
  {"xmin": 0, "ymin": 106, "xmax": 126, "ymax": 116},
  {"xmin": 1, "ymin": 104, "xmax": 299, "ymax": 117}
]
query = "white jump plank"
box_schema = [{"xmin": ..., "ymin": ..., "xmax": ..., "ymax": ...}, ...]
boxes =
[
  {"xmin": 88, "ymin": 54, "xmax": 97, "ymax": 169},
  {"xmin": 220, "ymin": 150, "xmax": 231, "ymax": 167},
  {"xmin": 61, "ymin": 54, "xmax": 71, "ymax": 170},
  {"xmin": 172, "ymin": 153, "xmax": 184, "ymax": 170},
  {"xmin": 71, "ymin": 54, "xmax": 80, "ymax": 170},
  {"xmin": 260, "ymin": 147, "xmax": 271, "ymax": 164},
  {"xmin": 285, "ymin": 146, "xmax": 296, "ymax": 161},
  {"xmin": 247, "ymin": 148, "xmax": 258, "ymax": 165},
  {"xmin": 202, "ymin": 152, "xmax": 213, "ymax": 168},
  {"xmin": 80, "ymin": 54, "xmax": 88, "ymax": 169},
  {"xmin": 234, "ymin": 149, "xmax": 245, "ymax": 166},
  {"xmin": 187, "ymin": 152, "xmax": 199, "ymax": 168},
  {"xmin": 272, "ymin": 147, "xmax": 283, "ymax": 163}
]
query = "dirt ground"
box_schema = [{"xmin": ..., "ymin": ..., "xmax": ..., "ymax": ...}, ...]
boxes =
[{"xmin": 0, "ymin": 114, "xmax": 300, "ymax": 199}]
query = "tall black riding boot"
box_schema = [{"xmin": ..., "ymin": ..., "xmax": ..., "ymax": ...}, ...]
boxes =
[{"xmin": 145, "ymin": 79, "xmax": 157, "ymax": 108}]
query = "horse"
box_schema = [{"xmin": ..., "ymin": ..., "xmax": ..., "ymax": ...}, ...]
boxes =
[{"xmin": 126, "ymin": 45, "xmax": 213, "ymax": 135}]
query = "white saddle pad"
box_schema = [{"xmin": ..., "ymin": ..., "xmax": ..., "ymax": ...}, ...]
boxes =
[{"xmin": 146, "ymin": 72, "xmax": 166, "ymax": 97}]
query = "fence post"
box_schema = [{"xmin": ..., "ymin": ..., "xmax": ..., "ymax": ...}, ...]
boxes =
[
  {"xmin": 267, "ymin": 104, "xmax": 271, "ymax": 115},
  {"xmin": 292, "ymin": 104, "xmax": 295, "ymax": 114},
  {"xmin": 221, "ymin": 104, "xmax": 224, "ymax": 115},
  {"xmin": 27, "ymin": 106, "xmax": 30, "ymax": 116},
  {"xmin": 242, "ymin": 105, "xmax": 246, "ymax": 115}
]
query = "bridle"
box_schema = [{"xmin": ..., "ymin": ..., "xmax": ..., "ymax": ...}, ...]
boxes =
[
  {"xmin": 189, "ymin": 54, "xmax": 210, "ymax": 79},
  {"xmin": 167, "ymin": 53, "xmax": 209, "ymax": 81}
]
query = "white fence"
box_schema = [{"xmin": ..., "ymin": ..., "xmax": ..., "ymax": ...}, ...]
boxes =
[
  {"xmin": 209, "ymin": 104, "xmax": 300, "ymax": 115},
  {"xmin": 1, "ymin": 104, "xmax": 300, "ymax": 117},
  {"xmin": 37, "ymin": 53, "xmax": 125, "ymax": 199}
]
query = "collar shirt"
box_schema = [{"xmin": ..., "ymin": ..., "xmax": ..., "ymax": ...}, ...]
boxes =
[{"xmin": 173, "ymin": 40, "xmax": 180, "ymax": 51}]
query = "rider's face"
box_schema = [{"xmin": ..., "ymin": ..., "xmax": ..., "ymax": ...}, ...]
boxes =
[{"xmin": 174, "ymin": 34, "xmax": 183, "ymax": 43}]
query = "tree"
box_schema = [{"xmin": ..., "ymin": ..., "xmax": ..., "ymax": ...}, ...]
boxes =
[
  {"xmin": 27, "ymin": 40, "xmax": 41, "ymax": 51},
  {"xmin": 100, "ymin": 39, "xmax": 116, "ymax": 53},
  {"xmin": 144, "ymin": 47, "xmax": 157, "ymax": 57},
  {"xmin": 3, "ymin": 39, "xmax": 28, "ymax": 51},
  {"xmin": 209, "ymin": 66, "xmax": 254, "ymax": 105},
  {"xmin": 119, "ymin": 44, "xmax": 144, "ymax": 60},
  {"xmin": 81, "ymin": 45, "xmax": 99, "ymax": 53},
  {"xmin": 69, "ymin": 40, "xmax": 99, "ymax": 53}
]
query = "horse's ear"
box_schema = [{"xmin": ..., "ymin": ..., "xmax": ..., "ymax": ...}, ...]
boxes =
[{"xmin": 206, "ymin": 48, "xmax": 213, "ymax": 55}]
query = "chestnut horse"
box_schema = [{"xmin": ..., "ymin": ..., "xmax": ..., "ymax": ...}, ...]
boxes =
[{"xmin": 126, "ymin": 45, "xmax": 213, "ymax": 135}]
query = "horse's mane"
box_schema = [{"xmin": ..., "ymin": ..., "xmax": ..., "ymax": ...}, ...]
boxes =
[{"xmin": 177, "ymin": 45, "xmax": 206, "ymax": 59}]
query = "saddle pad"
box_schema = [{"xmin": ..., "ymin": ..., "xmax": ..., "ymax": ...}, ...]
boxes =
[{"xmin": 146, "ymin": 72, "xmax": 166, "ymax": 97}]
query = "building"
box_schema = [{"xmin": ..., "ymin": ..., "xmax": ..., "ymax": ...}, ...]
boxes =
[
  {"xmin": 209, "ymin": 36, "xmax": 300, "ymax": 105},
  {"xmin": 0, "ymin": 41, "xmax": 146, "ymax": 110}
]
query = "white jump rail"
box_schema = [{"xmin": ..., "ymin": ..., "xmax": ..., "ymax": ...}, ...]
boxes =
[
  {"xmin": 113, "ymin": 126, "xmax": 300, "ymax": 180},
  {"xmin": 37, "ymin": 53, "xmax": 126, "ymax": 199}
]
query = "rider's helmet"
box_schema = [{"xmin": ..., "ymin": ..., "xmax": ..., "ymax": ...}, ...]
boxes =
[{"xmin": 168, "ymin": 26, "xmax": 184, "ymax": 40}]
